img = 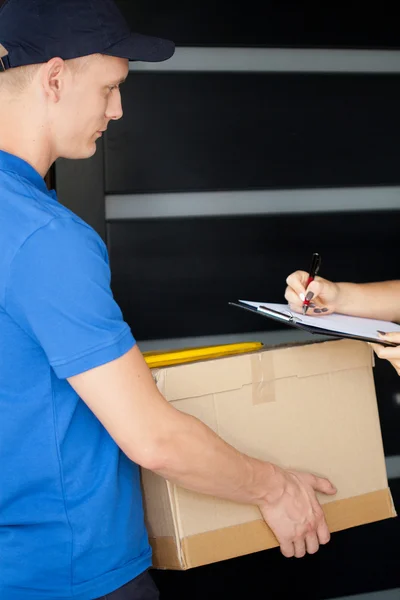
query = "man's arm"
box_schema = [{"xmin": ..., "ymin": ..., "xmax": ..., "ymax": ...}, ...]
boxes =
[
  {"xmin": 6, "ymin": 217, "xmax": 335, "ymax": 557},
  {"xmin": 68, "ymin": 345, "xmax": 336, "ymax": 559}
]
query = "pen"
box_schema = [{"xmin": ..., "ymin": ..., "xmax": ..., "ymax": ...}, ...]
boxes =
[{"xmin": 302, "ymin": 252, "xmax": 321, "ymax": 315}]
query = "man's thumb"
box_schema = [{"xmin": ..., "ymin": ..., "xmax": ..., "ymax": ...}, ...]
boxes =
[{"xmin": 314, "ymin": 476, "xmax": 337, "ymax": 496}]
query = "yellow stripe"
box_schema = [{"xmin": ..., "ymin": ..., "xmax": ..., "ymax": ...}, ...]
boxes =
[{"xmin": 143, "ymin": 341, "xmax": 263, "ymax": 368}]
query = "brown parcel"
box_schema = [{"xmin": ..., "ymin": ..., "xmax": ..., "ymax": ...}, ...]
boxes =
[{"xmin": 140, "ymin": 339, "xmax": 396, "ymax": 570}]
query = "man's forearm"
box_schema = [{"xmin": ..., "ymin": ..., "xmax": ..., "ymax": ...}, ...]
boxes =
[
  {"xmin": 68, "ymin": 345, "xmax": 281, "ymax": 507},
  {"xmin": 336, "ymin": 280, "xmax": 400, "ymax": 322},
  {"xmin": 149, "ymin": 409, "xmax": 280, "ymax": 507}
]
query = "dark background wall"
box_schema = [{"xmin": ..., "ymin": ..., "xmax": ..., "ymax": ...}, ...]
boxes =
[
  {"xmin": 55, "ymin": 2, "xmax": 400, "ymax": 598},
  {"xmin": 114, "ymin": 1, "xmax": 400, "ymax": 49}
]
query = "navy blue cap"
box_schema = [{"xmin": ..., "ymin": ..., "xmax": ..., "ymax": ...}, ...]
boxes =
[{"xmin": 0, "ymin": 0, "xmax": 175, "ymax": 71}]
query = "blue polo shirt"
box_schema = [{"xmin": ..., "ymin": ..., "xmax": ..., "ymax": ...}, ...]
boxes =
[{"xmin": 0, "ymin": 150, "xmax": 152, "ymax": 599}]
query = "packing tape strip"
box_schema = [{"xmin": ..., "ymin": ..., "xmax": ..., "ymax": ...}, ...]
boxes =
[{"xmin": 250, "ymin": 352, "xmax": 276, "ymax": 404}]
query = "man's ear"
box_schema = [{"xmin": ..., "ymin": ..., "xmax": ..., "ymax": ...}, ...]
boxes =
[{"xmin": 41, "ymin": 57, "xmax": 66, "ymax": 102}]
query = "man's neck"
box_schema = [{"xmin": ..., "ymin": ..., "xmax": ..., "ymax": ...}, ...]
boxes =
[
  {"xmin": 0, "ymin": 142, "xmax": 52, "ymax": 179},
  {"xmin": 0, "ymin": 101, "xmax": 53, "ymax": 177}
]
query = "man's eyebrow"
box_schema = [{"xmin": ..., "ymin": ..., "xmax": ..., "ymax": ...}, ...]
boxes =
[{"xmin": 107, "ymin": 76, "xmax": 127, "ymax": 87}]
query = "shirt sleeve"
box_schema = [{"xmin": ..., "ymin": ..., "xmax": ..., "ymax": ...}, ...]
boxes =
[{"xmin": 5, "ymin": 217, "xmax": 136, "ymax": 379}]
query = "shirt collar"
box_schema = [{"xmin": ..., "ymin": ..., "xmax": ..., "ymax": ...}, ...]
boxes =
[{"xmin": 0, "ymin": 150, "xmax": 51, "ymax": 196}]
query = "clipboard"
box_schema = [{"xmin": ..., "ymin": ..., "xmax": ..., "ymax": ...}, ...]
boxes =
[{"xmin": 229, "ymin": 300, "xmax": 399, "ymax": 347}]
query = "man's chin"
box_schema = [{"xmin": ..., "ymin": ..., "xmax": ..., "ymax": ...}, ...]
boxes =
[
  {"xmin": 85, "ymin": 143, "xmax": 98, "ymax": 159},
  {"xmin": 62, "ymin": 144, "xmax": 98, "ymax": 160}
]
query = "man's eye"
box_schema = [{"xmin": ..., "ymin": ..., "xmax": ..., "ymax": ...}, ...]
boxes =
[{"xmin": 108, "ymin": 85, "xmax": 119, "ymax": 92}]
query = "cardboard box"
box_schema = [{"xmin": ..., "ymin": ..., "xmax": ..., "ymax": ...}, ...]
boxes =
[{"xmin": 141, "ymin": 339, "xmax": 396, "ymax": 570}]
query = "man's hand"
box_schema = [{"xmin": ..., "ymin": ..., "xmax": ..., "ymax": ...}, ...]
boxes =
[
  {"xmin": 285, "ymin": 270, "xmax": 341, "ymax": 316},
  {"xmin": 371, "ymin": 332, "xmax": 400, "ymax": 376},
  {"xmin": 260, "ymin": 466, "xmax": 336, "ymax": 558}
]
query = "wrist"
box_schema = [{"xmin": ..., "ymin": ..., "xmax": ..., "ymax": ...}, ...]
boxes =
[
  {"xmin": 334, "ymin": 281, "xmax": 354, "ymax": 314},
  {"xmin": 257, "ymin": 462, "xmax": 287, "ymax": 507}
]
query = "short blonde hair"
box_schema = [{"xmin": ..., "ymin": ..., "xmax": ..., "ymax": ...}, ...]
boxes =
[
  {"xmin": 0, "ymin": 55, "xmax": 101, "ymax": 94},
  {"xmin": 0, "ymin": 64, "xmax": 40, "ymax": 93}
]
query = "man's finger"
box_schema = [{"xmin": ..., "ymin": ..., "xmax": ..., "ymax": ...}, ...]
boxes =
[
  {"xmin": 294, "ymin": 539, "xmax": 306, "ymax": 558},
  {"xmin": 316, "ymin": 519, "xmax": 331, "ymax": 545},
  {"xmin": 280, "ymin": 541, "xmax": 295, "ymax": 558},
  {"xmin": 305, "ymin": 533, "xmax": 319, "ymax": 554}
]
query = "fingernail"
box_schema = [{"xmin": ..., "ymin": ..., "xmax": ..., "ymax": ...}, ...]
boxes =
[
  {"xmin": 299, "ymin": 293, "xmax": 305, "ymax": 302},
  {"xmin": 309, "ymin": 302, "xmax": 316, "ymax": 308},
  {"xmin": 377, "ymin": 330, "xmax": 387, "ymax": 336},
  {"xmin": 321, "ymin": 308, "xmax": 329, "ymax": 313},
  {"xmin": 314, "ymin": 308, "xmax": 322, "ymax": 313},
  {"xmin": 305, "ymin": 291, "xmax": 314, "ymax": 301}
]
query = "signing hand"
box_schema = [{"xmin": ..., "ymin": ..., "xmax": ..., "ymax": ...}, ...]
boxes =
[{"xmin": 285, "ymin": 270, "xmax": 341, "ymax": 316}]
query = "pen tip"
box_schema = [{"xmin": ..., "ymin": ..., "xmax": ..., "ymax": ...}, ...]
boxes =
[{"xmin": 302, "ymin": 306, "xmax": 307, "ymax": 315}]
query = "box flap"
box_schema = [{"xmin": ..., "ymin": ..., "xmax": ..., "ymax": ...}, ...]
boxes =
[{"xmin": 153, "ymin": 339, "xmax": 373, "ymax": 401}]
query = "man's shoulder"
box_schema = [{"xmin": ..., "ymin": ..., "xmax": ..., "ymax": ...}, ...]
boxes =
[
  {"xmin": 0, "ymin": 173, "xmax": 106, "ymax": 305},
  {"xmin": 1, "ymin": 172, "xmax": 101, "ymax": 252}
]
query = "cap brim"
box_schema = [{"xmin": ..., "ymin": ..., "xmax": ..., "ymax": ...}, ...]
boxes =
[{"xmin": 103, "ymin": 32, "xmax": 175, "ymax": 63}]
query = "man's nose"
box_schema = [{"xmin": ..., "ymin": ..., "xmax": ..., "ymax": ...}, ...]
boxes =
[{"xmin": 106, "ymin": 89, "xmax": 123, "ymax": 121}]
